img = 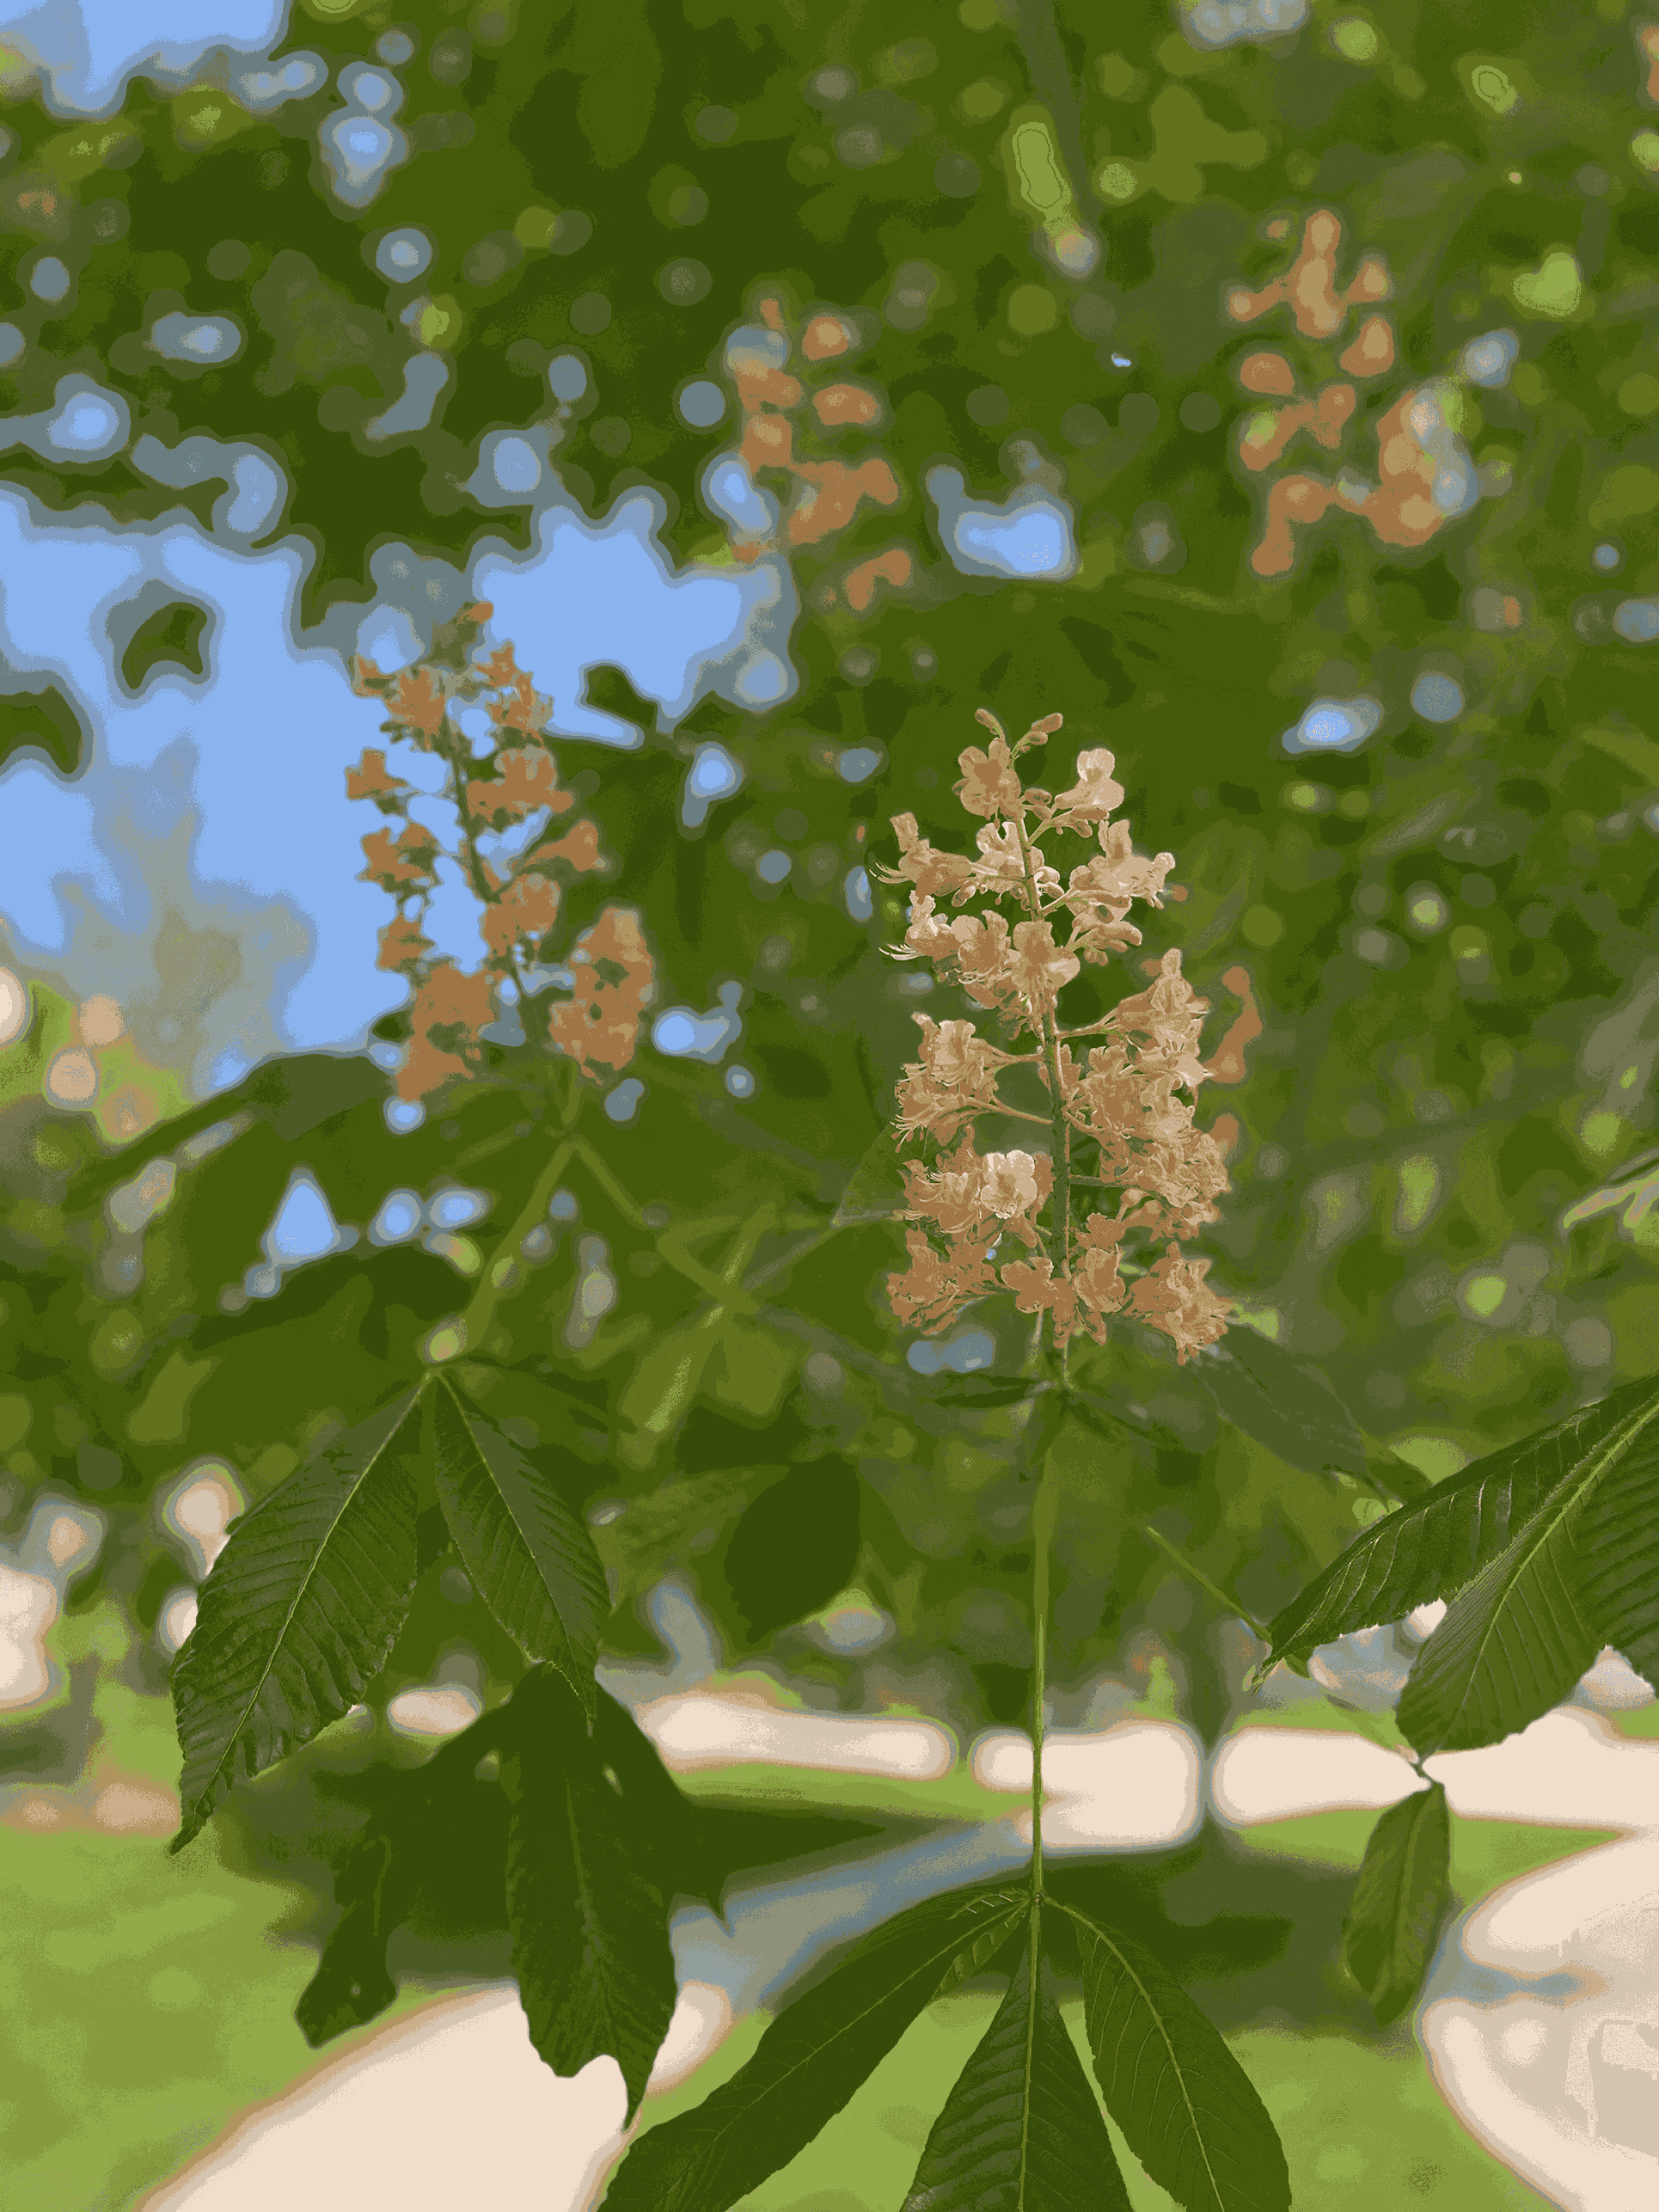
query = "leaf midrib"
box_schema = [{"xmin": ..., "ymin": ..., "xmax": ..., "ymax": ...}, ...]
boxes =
[
  {"xmin": 181, "ymin": 1392, "xmax": 415, "ymax": 1832},
  {"xmin": 563, "ymin": 1768, "xmax": 627, "ymax": 2077}
]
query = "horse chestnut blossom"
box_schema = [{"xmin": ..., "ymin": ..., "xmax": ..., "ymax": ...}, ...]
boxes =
[
  {"xmin": 348, "ymin": 603, "xmax": 654, "ymax": 1102},
  {"xmin": 874, "ymin": 708, "xmax": 1232, "ymax": 1362}
]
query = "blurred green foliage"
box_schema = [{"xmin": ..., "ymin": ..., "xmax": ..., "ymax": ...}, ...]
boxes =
[{"xmin": 3, "ymin": 0, "xmax": 1659, "ymax": 2199}]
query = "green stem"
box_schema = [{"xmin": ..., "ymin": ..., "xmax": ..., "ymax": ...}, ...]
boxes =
[
  {"xmin": 573, "ymin": 1140, "xmax": 762, "ymax": 1314},
  {"xmin": 1028, "ymin": 1448, "xmax": 1061, "ymax": 1902},
  {"xmin": 1011, "ymin": 817, "xmax": 1072, "ymax": 1290},
  {"xmin": 446, "ymin": 1073, "xmax": 584, "ymax": 1357},
  {"xmin": 1009, "ymin": 796, "xmax": 1075, "ymax": 1909},
  {"xmin": 1141, "ymin": 1521, "xmax": 1269, "ymax": 1640}
]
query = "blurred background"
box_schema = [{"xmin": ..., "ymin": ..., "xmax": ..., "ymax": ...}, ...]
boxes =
[{"xmin": 4, "ymin": 0, "xmax": 1659, "ymax": 2204}]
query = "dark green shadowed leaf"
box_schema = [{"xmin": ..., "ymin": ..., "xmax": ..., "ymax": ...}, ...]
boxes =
[
  {"xmin": 1199, "ymin": 1329, "xmax": 1429, "ymax": 1503},
  {"xmin": 1062, "ymin": 1385, "xmax": 1189, "ymax": 1458},
  {"xmin": 599, "ymin": 1884, "xmax": 1025, "ymax": 2212},
  {"xmin": 429, "ymin": 1377, "xmax": 609, "ymax": 1718},
  {"xmin": 1395, "ymin": 1491, "xmax": 1600, "ymax": 1757},
  {"xmin": 591, "ymin": 1688, "xmax": 727, "ymax": 1915},
  {"xmin": 927, "ymin": 1372, "xmax": 1045, "ymax": 1411},
  {"xmin": 903, "ymin": 1926, "xmax": 1130, "ymax": 2212},
  {"xmin": 722, "ymin": 1456, "xmax": 860, "ymax": 1642},
  {"xmin": 1570, "ymin": 1425, "xmax": 1659, "ymax": 1691},
  {"xmin": 1342, "ymin": 1783, "xmax": 1452, "ymax": 2025},
  {"xmin": 294, "ymin": 1705, "xmax": 511, "ymax": 2050},
  {"xmin": 588, "ymin": 1683, "xmax": 886, "ymax": 1920},
  {"xmin": 1261, "ymin": 1374, "xmax": 1659, "ymax": 1671},
  {"xmin": 502, "ymin": 1671, "xmax": 676, "ymax": 2124},
  {"xmin": 1062, "ymin": 1906, "xmax": 1289, "ymax": 2212},
  {"xmin": 168, "ymin": 1391, "xmax": 424, "ymax": 1853},
  {"xmin": 295, "ymin": 1830, "xmax": 399, "ymax": 2048},
  {"xmin": 1200, "ymin": 1331, "xmax": 1365, "ymax": 1475}
]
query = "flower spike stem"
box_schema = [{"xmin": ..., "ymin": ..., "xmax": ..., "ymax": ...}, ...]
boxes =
[{"xmin": 1029, "ymin": 1439, "xmax": 1062, "ymax": 1901}]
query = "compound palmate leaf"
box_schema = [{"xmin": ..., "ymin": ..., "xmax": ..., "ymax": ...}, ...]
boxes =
[
  {"xmin": 430, "ymin": 1376, "xmax": 609, "ymax": 1719},
  {"xmin": 1260, "ymin": 1372, "xmax": 1659, "ymax": 1671},
  {"xmin": 1063, "ymin": 1906, "xmax": 1289, "ymax": 2212},
  {"xmin": 902, "ymin": 1921, "xmax": 1130, "ymax": 2211},
  {"xmin": 1342, "ymin": 1783, "xmax": 1452, "ymax": 2025},
  {"xmin": 600, "ymin": 1884, "xmax": 1026, "ymax": 2212},
  {"xmin": 503, "ymin": 1670, "xmax": 677, "ymax": 2123},
  {"xmin": 169, "ymin": 1390, "xmax": 424, "ymax": 1853}
]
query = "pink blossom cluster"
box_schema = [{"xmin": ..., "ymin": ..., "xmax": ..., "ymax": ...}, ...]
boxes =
[
  {"xmin": 348, "ymin": 606, "xmax": 654, "ymax": 1101},
  {"xmin": 874, "ymin": 710, "xmax": 1233, "ymax": 1362}
]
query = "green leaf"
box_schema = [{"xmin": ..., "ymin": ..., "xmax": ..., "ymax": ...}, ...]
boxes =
[
  {"xmin": 927, "ymin": 1373, "xmax": 1044, "ymax": 1410},
  {"xmin": 600, "ymin": 1884, "xmax": 1026, "ymax": 2212},
  {"xmin": 1200, "ymin": 1330, "xmax": 1428, "ymax": 1503},
  {"xmin": 613, "ymin": 1314, "xmax": 734, "ymax": 1471},
  {"xmin": 293, "ymin": 1705, "xmax": 510, "ymax": 2050},
  {"xmin": 722, "ymin": 1456, "xmax": 861, "ymax": 1642},
  {"xmin": 588, "ymin": 1685, "xmax": 727, "ymax": 1915},
  {"xmin": 295, "ymin": 1829, "xmax": 400, "ymax": 2048},
  {"xmin": 1063, "ymin": 1906, "xmax": 1289, "ymax": 2212},
  {"xmin": 168, "ymin": 1391, "xmax": 423, "ymax": 1853},
  {"xmin": 1395, "ymin": 1486, "xmax": 1600, "ymax": 1756},
  {"xmin": 502, "ymin": 1671, "xmax": 677, "ymax": 2123},
  {"xmin": 1260, "ymin": 1372, "xmax": 1659, "ymax": 1671},
  {"xmin": 1341, "ymin": 1783, "xmax": 1452, "ymax": 2025},
  {"xmin": 429, "ymin": 1377, "xmax": 609, "ymax": 1719},
  {"xmin": 902, "ymin": 1923, "xmax": 1131, "ymax": 2211},
  {"xmin": 1062, "ymin": 1384, "xmax": 1189, "ymax": 1458},
  {"xmin": 1574, "ymin": 1428, "xmax": 1659, "ymax": 1689},
  {"xmin": 1200, "ymin": 1331, "xmax": 1366, "ymax": 1474},
  {"xmin": 931, "ymin": 1902, "xmax": 1025, "ymax": 1997},
  {"xmin": 832, "ymin": 1123, "xmax": 909, "ymax": 1225}
]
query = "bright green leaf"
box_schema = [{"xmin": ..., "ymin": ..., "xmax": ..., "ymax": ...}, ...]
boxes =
[
  {"xmin": 1573, "ymin": 1428, "xmax": 1659, "ymax": 1691},
  {"xmin": 1395, "ymin": 1485, "xmax": 1600, "ymax": 1756},
  {"xmin": 1341, "ymin": 1783, "xmax": 1451, "ymax": 2025},
  {"xmin": 1064, "ymin": 1905, "xmax": 1289, "ymax": 2212},
  {"xmin": 1261, "ymin": 1373, "xmax": 1659, "ymax": 1671},
  {"xmin": 600, "ymin": 1884, "xmax": 1026, "ymax": 2212},
  {"xmin": 902, "ymin": 1921, "xmax": 1131, "ymax": 2209}
]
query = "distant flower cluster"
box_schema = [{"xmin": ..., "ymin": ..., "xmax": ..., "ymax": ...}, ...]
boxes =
[
  {"xmin": 1229, "ymin": 208, "xmax": 1487, "ymax": 579},
  {"xmin": 875, "ymin": 712, "xmax": 1232, "ymax": 1361},
  {"xmin": 348, "ymin": 604, "xmax": 653, "ymax": 1101}
]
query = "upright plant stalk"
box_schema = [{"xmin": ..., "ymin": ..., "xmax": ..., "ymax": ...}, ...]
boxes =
[
  {"xmin": 1028, "ymin": 1435, "xmax": 1062, "ymax": 1898},
  {"xmin": 1015, "ymin": 804, "xmax": 1072, "ymax": 1904}
]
